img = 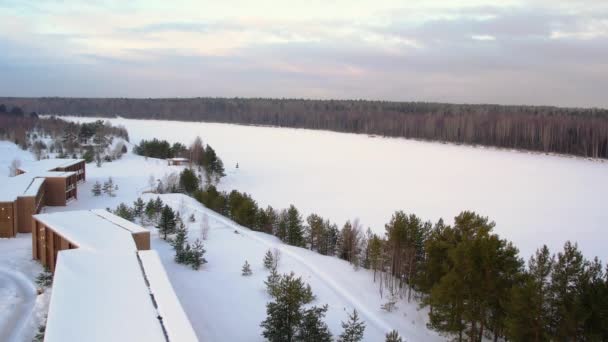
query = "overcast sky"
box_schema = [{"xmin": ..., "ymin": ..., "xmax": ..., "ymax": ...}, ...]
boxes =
[{"xmin": 0, "ymin": 0, "xmax": 607, "ymax": 107}]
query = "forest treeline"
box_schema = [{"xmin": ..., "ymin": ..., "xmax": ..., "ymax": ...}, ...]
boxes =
[
  {"xmin": 2, "ymin": 97, "xmax": 608, "ymax": 158},
  {"xmin": 0, "ymin": 105, "xmax": 129, "ymax": 164},
  {"xmin": 183, "ymin": 181, "xmax": 608, "ymax": 342}
]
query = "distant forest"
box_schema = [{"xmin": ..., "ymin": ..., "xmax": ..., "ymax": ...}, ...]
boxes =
[{"xmin": 2, "ymin": 97, "xmax": 608, "ymax": 159}]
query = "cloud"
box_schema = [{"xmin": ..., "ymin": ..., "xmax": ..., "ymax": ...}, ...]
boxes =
[{"xmin": 0, "ymin": 1, "xmax": 606, "ymax": 107}]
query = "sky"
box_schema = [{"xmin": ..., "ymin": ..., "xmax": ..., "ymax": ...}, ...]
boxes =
[{"xmin": 0, "ymin": 0, "xmax": 607, "ymax": 108}]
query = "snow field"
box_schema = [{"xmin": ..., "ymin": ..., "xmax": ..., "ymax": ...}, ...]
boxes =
[{"xmin": 60, "ymin": 116, "xmax": 608, "ymax": 262}]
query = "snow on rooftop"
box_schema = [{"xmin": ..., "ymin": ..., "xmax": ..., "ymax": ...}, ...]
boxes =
[
  {"xmin": 44, "ymin": 250, "xmax": 167, "ymax": 342},
  {"xmin": 91, "ymin": 209, "xmax": 148, "ymax": 234},
  {"xmin": 139, "ymin": 251, "xmax": 198, "ymax": 342},
  {"xmin": 17, "ymin": 158, "xmax": 83, "ymax": 174},
  {"xmin": 0, "ymin": 173, "xmax": 44, "ymax": 202},
  {"xmin": 33, "ymin": 210, "xmax": 137, "ymax": 252},
  {"xmin": 23, "ymin": 177, "xmax": 45, "ymax": 197}
]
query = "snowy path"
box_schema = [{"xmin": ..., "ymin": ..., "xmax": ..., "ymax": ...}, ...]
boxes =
[
  {"xmin": 160, "ymin": 196, "xmax": 396, "ymax": 336},
  {"xmin": 0, "ymin": 269, "xmax": 37, "ymax": 342}
]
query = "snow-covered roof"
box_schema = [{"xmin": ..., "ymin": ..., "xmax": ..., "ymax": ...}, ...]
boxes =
[
  {"xmin": 139, "ymin": 251, "xmax": 199, "ymax": 342},
  {"xmin": 91, "ymin": 209, "xmax": 149, "ymax": 234},
  {"xmin": 33, "ymin": 210, "xmax": 138, "ymax": 252},
  {"xmin": 0, "ymin": 174, "xmax": 45, "ymax": 202},
  {"xmin": 44, "ymin": 250, "xmax": 167, "ymax": 342},
  {"xmin": 17, "ymin": 158, "xmax": 84, "ymax": 174},
  {"xmin": 39, "ymin": 210, "xmax": 197, "ymax": 342},
  {"xmin": 0, "ymin": 158, "xmax": 80, "ymax": 202},
  {"xmin": 23, "ymin": 177, "xmax": 45, "ymax": 197},
  {"xmin": 31, "ymin": 171, "xmax": 76, "ymax": 178}
]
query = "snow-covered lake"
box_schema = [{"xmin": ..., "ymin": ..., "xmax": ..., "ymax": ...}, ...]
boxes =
[{"xmin": 64, "ymin": 116, "xmax": 608, "ymax": 261}]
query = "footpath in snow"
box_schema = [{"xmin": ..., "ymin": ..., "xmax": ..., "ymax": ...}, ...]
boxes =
[{"xmin": 153, "ymin": 194, "xmax": 442, "ymax": 342}]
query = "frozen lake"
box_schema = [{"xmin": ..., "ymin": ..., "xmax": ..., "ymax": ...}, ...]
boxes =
[{"xmin": 64, "ymin": 116, "xmax": 608, "ymax": 261}]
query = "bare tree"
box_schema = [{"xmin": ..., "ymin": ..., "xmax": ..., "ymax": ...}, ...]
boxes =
[
  {"xmin": 8, "ymin": 158, "xmax": 21, "ymax": 177},
  {"xmin": 201, "ymin": 213, "xmax": 210, "ymax": 240},
  {"xmin": 272, "ymin": 248, "xmax": 281, "ymax": 269},
  {"xmin": 148, "ymin": 174, "xmax": 156, "ymax": 193}
]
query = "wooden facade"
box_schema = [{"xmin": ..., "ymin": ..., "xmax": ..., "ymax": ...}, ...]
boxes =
[
  {"xmin": 44, "ymin": 175, "xmax": 78, "ymax": 206},
  {"xmin": 32, "ymin": 214, "xmax": 151, "ymax": 273},
  {"xmin": 0, "ymin": 202, "xmax": 17, "ymax": 238},
  {"xmin": 1, "ymin": 159, "xmax": 85, "ymax": 238},
  {"xmin": 32, "ymin": 219, "xmax": 77, "ymax": 272},
  {"xmin": 52, "ymin": 160, "xmax": 86, "ymax": 183}
]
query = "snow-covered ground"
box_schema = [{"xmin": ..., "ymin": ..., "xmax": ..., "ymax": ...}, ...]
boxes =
[
  {"xmin": 0, "ymin": 142, "xmax": 48, "ymax": 342},
  {"xmin": 62, "ymin": 116, "xmax": 608, "ymax": 261},
  {"xmin": 0, "ymin": 235, "xmax": 50, "ymax": 342},
  {"xmin": 151, "ymin": 193, "xmax": 442, "ymax": 341},
  {"xmin": 1, "ymin": 139, "xmax": 441, "ymax": 341}
]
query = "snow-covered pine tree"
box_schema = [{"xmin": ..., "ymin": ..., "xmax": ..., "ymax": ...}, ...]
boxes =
[
  {"xmin": 189, "ymin": 239, "xmax": 207, "ymax": 270},
  {"xmin": 338, "ymin": 309, "xmax": 366, "ymax": 342},
  {"xmin": 263, "ymin": 249, "xmax": 275, "ymax": 270},
  {"xmin": 91, "ymin": 181, "xmax": 102, "ymax": 196},
  {"xmin": 385, "ymin": 330, "xmax": 403, "ymax": 342},
  {"xmin": 103, "ymin": 177, "xmax": 115, "ymax": 197},
  {"xmin": 242, "ymin": 260, "xmax": 252, "ymax": 276}
]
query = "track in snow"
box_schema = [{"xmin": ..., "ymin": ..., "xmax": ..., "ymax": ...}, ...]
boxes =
[
  {"xmin": 160, "ymin": 196, "xmax": 395, "ymax": 335},
  {"xmin": 0, "ymin": 269, "xmax": 37, "ymax": 342}
]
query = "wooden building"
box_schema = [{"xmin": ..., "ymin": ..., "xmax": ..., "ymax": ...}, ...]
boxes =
[
  {"xmin": 0, "ymin": 176, "xmax": 46, "ymax": 237},
  {"xmin": 33, "ymin": 210, "xmax": 198, "ymax": 342},
  {"xmin": 32, "ymin": 210, "xmax": 151, "ymax": 272},
  {"xmin": 0, "ymin": 159, "xmax": 85, "ymax": 237},
  {"xmin": 167, "ymin": 157, "xmax": 190, "ymax": 166}
]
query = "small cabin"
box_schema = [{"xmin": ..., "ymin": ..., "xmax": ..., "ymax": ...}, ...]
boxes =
[{"xmin": 167, "ymin": 157, "xmax": 190, "ymax": 166}]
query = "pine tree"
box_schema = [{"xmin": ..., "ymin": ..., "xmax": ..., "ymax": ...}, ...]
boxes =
[
  {"xmin": 296, "ymin": 305, "xmax": 332, "ymax": 342},
  {"xmin": 158, "ymin": 204, "xmax": 177, "ymax": 240},
  {"xmin": 179, "ymin": 168, "xmax": 200, "ymax": 193},
  {"xmin": 506, "ymin": 245, "xmax": 554, "ymax": 342},
  {"xmin": 265, "ymin": 267, "xmax": 281, "ymax": 297},
  {"xmin": 242, "ymin": 260, "xmax": 253, "ymax": 276},
  {"xmin": 286, "ymin": 205, "xmax": 304, "ymax": 247},
  {"xmin": 144, "ymin": 199, "xmax": 157, "ymax": 224},
  {"xmin": 385, "ymin": 330, "xmax": 403, "ymax": 342},
  {"xmin": 305, "ymin": 213, "xmax": 324, "ymax": 251},
  {"xmin": 338, "ymin": 309, "xmax": 366, "ymax": 342},
  {"xmin": 173, "ymin": 221, "xmax": 188, "ymax": 264},
  {"xmin": 264, "ymin": 249, "xmax": 275, "ymax": 270},
  {"xmin": 91, "ymin": 181, "xmax": 102, "ymax": 196},
  {"xmin": 133, "ymin": 198, "xmax": 145, "ymax": 217},
  {"xmin": 103, "ymin": 177, "xmax": 115, "ymax": 197},
  {"xmin": 260, "ymin": 272, "xmax": 317, "ymax": 342},
  {"xmin": 154, "ymin": 197, "xmax": 164, "ymax": 212},
  {"xmin": 188, "ymin": 239, "xmax": 207, "ymax": 270},
  {"xmin": 114, "ymin": 203, "xmax": 134, "ymax": 221},
  {"xmin": 549, "ymin": 241, "xmax": 587, "ymax": 340}
]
